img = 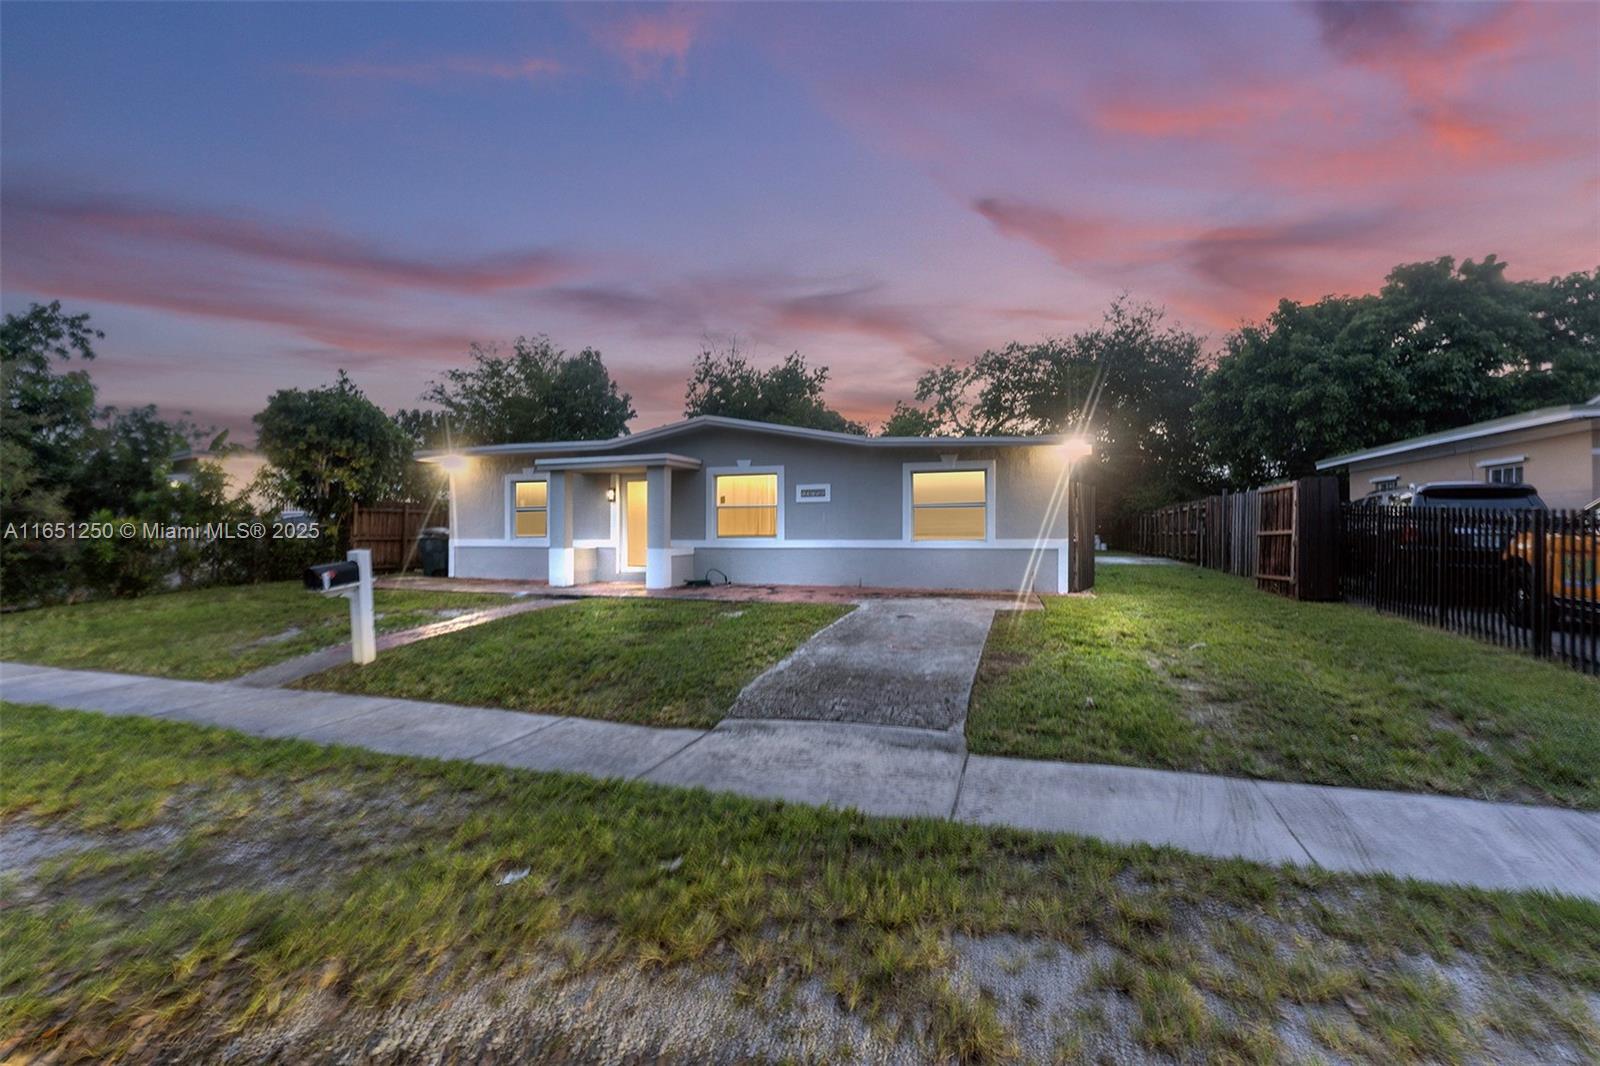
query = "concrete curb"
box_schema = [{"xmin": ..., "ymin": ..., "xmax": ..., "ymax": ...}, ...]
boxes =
[{"xmin": 4, "ymin": 661, "xmax": 1598, "ymax": 900}]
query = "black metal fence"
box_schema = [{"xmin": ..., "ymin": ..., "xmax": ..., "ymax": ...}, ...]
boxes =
[{"xmin": 1340, "ymin": 505, "xmax": 1599, "ymax": 675}]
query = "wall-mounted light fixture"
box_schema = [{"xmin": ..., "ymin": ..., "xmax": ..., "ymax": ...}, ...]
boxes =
[
  {"xmin": 1061, "ymin": 436, "xmax": 1093, "ymax": 461},
  {"xmin": 606, "ymin": 486, "xmax": 617, "ymax": 503},
  {"xmin": 435, "ymin": 453, "xmax": 469, "ymax": 473}
]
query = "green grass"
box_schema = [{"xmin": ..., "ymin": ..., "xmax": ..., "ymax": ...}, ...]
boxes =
[
  {"xmin": 3, "ymin": 704, "xmax": 1597, "ymax": 1063},
  {"xmin": 0, "ymin": 582, "xmax": 510, "ymax": 680},
  {"xmin": 969, "ymin": 565, "xmax": 1600, "ymax": 807},
  {"xmin": 300, "ymin": 598, "xmax": 851, "ymax": 728}
]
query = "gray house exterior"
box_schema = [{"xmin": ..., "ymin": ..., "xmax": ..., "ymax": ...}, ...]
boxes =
[{"xmin": 429, "ymin": 416, "xmax": 1080, "ymax": 594}]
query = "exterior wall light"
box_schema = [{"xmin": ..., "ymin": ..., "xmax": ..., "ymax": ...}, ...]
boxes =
[
  {"xmin": 435, "ymin": 453, "xmax": 469, "ymax": 473},
  {"xmin": 606, "ymin": 486, "xmax": 618, "ymax": 503},
  {"xmin": 1062, "ymin": 436, "xmax": 1093, "ymax": 460}
]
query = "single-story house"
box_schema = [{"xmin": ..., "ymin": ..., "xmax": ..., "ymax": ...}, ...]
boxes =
[
  {"xmin": 425, "ymin": 415, "xmax": 1084, "ymax": 593},
  {"xmin": 1314, "ymin": 396, "xmax": 1600, "ymax": 510}
]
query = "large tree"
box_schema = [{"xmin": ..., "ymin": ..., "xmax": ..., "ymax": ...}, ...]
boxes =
[
  {"xmin": 893, "ymin": 298, "xmax": 1213, "ymax": 531},
  {"xmin": 254, "ymin": 371, "xmax": 411, "ymax": 551},
  {"xmin": 422, "ymin": 336, "xmax": 634, "ymax": 446},
  {"xmin": 684, "ymin": 344, "xmax": 864, "ymax": 433},
  {"xmin": 1, "ymin": 302, "xmax": 102, "ymax": 601},
  {"xmin": 1197, "ymin": 257, "xmax": 1600, "ymax": 486}
]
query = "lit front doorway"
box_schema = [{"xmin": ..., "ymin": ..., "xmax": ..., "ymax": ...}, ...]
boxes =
[{"xmin": 622, "ymin": 478, "xmax": 648, "ymax": 571}]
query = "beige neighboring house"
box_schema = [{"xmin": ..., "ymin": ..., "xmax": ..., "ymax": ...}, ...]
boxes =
[
  {"xmin": 1315, "ymin": 395, "xmax": 1600, "ymax": 509},
  {"xmin": 169, "ymin": 448, "xmax": 270, "ymax": 505}
]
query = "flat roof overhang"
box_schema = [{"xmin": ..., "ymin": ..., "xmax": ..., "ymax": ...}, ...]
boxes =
[{"xmin": 532, "ymin": 452, "xmax": 702, "ymax": 474}]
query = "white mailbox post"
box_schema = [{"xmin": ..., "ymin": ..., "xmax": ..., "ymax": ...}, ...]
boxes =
[
  {"xmin": 304, "ymin": 549, "xmax": 376, "ymax": 666},
  {"xmin": 345, "ymin": 548, "xmax": 376, "ymax": 665}
]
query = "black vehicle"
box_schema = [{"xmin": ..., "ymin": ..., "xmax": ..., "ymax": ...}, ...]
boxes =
[
  {"xmin": 1397, "ymin": 481, "xmax": 1549, "ymax": 513},
  {"xmin": 1395, "ymin": 482, "xmax": 1548, "ymax": 605}
]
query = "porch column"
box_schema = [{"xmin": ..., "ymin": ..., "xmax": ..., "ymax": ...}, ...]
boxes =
[
  {"xmin": 645, "ymin": 465, "xmax": 673, "ymax": 590},
  {"xmin": 547, "ymin": 471, "xmax": 576, "ymax": 587}
]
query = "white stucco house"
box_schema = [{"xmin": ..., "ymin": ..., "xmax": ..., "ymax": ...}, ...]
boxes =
[{"xmin": 424, "ymin": 415, "xmax": 1087, "ymax": 594}]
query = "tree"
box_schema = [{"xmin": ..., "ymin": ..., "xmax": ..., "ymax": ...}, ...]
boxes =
[
  {"xmin": 684, "ymin": 344, "xmax": 865, "ymax": 433},
  {"xmin": 254, "ymin": 371, "xmax": 411, "ymax": 551},
  {"xmin": 1, "ymin": 302, "xmax": 101, "ymax": 603},
  {"xmin": 1197, "ymin": 257, "xmax": 1600, "ymax": 486},
  {"xmin": 879, "ymin": 401, "xmax": 940, "ymax": 437},
  {"xmin": 900, "ymin": 298, "xmax": 1213, "ymax": 532},
  {"xmin": 422, "ymin": 336, "xmax": 634, "ymax": 446}
]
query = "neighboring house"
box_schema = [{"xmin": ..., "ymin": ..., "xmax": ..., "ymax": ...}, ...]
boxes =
[
  {"xmin": 170, "ymin": 448, "xmax": 270, "ymax": 505},
  {"xmin": 426, "ymin": 415, "xmax": 1082, "ymax": 592},
  {"xmin": 1315, "ymin": 396, "xmax": 1600, "ymax": 509}
]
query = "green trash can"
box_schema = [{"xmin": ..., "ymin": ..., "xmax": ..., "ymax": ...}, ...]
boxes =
[{"xmin": 418, "ymin": 527, "xmax": 450, "ymax": 577}]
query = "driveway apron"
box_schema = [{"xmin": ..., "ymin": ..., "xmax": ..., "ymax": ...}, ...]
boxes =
[{"xmin": 724, "ymin": 597, "xmax": 1000, "ymax": 732}]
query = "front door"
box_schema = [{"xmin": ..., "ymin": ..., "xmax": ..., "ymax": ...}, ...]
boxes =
[{"xmin": 623, "ymin": 478, "xmax": 648, "ymax": 570}]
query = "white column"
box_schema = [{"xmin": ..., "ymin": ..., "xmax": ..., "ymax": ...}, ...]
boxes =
[
  {"xmin": 346, "ymin": 548, "xmax": 376, "ymax": 664},
  {"xmin": 645, "ymin": 465, "xmax": 673, "ymax": 589},
  {"xmin": 547, "ymin": 471, "xmax": 576, "ymax": 587}
]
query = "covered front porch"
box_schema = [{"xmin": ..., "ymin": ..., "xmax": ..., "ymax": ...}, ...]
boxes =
[{"xmin": 535, "ymin": 453, "xmax": 699, "ymax": 590}]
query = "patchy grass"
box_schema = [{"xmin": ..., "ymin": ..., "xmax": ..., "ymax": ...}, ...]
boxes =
[
  {"xmin": 0, "ymin": 582, "xmax": 510, "ymax": 681},
  {"xmin": 299, "ymin": 598, "xmax": 850, "ymax": 729},
  {"xmin": 3, "ymin": 704, "xmax": 1598, "ymax": 1063},
  {"xmin": 969, "ymin": 565, "xmax": 1600, "ymax": 808}
]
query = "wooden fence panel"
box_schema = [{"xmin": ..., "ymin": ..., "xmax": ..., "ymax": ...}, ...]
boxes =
[
  {"xmin": 350, "ymin": 500, "xmax": 442, "ymax": 572},
  {"xmin": 1067, "ymin": 481, "xmax": 1096, "ymax": 593}
]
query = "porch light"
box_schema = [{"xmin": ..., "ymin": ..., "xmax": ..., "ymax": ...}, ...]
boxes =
[
  {"xmin": 1062, "ymin": 435, "xmax": 1093, "ymax": 461},
  {"xmin": 606, "ymin": 486, "xmax": 617, "ymax": 503},
  {"xmin": 435, "ymin": 453, "xmax": 469, "ymax": 473}
]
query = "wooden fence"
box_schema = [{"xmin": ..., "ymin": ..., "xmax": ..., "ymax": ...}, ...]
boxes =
[
  {"xmin": 1341, "ymin": 505, "xmax": 1598, "ymax": 675},
  {"xmin": 350, "ymin": 500, "xmax": 443, "ymax": 572},
  {"xmin": 1133, "ymin": 477, "xmax": 1340, "ymax": 599},
  {"xmin": 1067, "ymin": 481, "xmax": 1095, "ymax": 593}
]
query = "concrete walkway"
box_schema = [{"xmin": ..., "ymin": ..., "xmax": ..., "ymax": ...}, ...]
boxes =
[
  {"xmin": 727, "ymin": 598, "xmax": 999, "ymax": 732},
  {"xmin": 234, "ymin": 598, "xmax": 573, "ymax": 687},
  {"xmin": 4, "ymin": 662, "xmax": 1598, "ymax": 899}
]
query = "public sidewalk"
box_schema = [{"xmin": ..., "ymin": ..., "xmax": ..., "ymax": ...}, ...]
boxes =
[{"xmin": 4, "ymin": 661, "xmax": 1597, "ymax": 900}]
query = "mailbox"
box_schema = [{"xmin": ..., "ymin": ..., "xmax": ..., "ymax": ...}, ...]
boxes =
[{"xmin": 304, "ymin": 561, "xmax": 362, "ymax": 593}]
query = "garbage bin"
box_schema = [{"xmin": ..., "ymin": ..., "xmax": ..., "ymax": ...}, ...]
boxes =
[{"xmin": 417, "ymin": 527, "xmax": 450, "ymax": 577}]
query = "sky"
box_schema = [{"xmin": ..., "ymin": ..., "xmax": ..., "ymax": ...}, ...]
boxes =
[{"xmin": 3, "ymin": 1, "xmax": 1597, "ymax": 439}]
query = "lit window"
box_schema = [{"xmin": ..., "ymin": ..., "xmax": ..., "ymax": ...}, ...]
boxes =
[
  {"xmin": 1486, "ymin": 464, "xmax": 1524, "ymax": 486},
  {"xmin": 716, "ymin": 473, "xmax": 777, "ymax": 537},
  {"xmin": 912, "ymin": 469, "xmax": 987, "ymax": 541},
  {"xmin": 512, "ymin": 480, "xmax": 547, "ymax": 537}
]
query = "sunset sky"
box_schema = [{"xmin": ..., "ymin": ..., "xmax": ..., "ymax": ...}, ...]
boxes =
[{"xmin": 4, "ymin": 2, "xmax": 1597, "ymax": 438}]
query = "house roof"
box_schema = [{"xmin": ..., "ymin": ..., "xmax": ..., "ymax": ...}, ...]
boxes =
[
  {"xmin": 419, "ymin": 414, "xmax": 1063, "ymax": 459},
  {"xmin": 1314, "ymin": 399, "xmax": 1600, "ymax": 471}
]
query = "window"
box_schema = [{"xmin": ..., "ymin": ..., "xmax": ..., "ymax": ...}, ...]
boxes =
[
  {"xmin": 512, "ymin": 479, "xmax": 547, "ymax": 537},
  {"xmin": 1371, "ymin": 477, "xmax": 1399, "ymax": 492},
  {"xmin": 911, "ymin": 469, "xmax": 987, "ymax": 541},
  {"xmin": 715, "ymin": 473, "xmax": 777, "ymax": 537},
  {"xmin": 1486, "ymin": 464, "xmax": 1524, "ymax": 486}
]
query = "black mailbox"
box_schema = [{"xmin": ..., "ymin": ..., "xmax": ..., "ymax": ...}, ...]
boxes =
[{"xmin": 304, "ymin": 561, "xmax": 361, "ymax": 592}]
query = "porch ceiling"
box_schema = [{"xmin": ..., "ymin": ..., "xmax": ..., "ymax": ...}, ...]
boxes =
[{"xmin": 533, "ymin": 452, "xmax": 702, "ymax": 474}]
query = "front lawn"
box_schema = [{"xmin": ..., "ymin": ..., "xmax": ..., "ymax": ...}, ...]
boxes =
[
  {"xmin": 0, "ymin": 582, "xmax": 510, "ymax": 681},
  {"xmin": 3, "ymin": 704, "xmax": 1596, "ymax": 1063},
  {"xmin": 301, "ymin": 598, "xmax": 851, "ymax": 729},
  {"xmin": 968, "ymin": 565, "xmax": 1600, "ymax": 808}
]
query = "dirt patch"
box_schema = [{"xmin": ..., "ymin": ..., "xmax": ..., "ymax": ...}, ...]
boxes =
[
  {"xmin": 3, "ymin": 780, "xmax": 471, "ymax": 913},
  {"xmin": 1147, "ymin": 654, "xmax": 1242, "ymax": 732}
]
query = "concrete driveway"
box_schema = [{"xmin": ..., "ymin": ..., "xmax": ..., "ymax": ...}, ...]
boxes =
[{"xmin": 725, "ymin": 597, "xmax": 1002, "ymax": 732}]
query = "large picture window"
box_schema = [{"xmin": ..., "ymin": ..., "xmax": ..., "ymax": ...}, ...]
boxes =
[
  {"xmin": 715, "ymin": 473, "xmax": 778, "ymax": 537},
  {"xmin": 512, "ymin": 479, "xmax": 548, "ymax": 537},
  {"xmin": 911, "ymin": 469, "xmax": 987, "ymax": 541}
]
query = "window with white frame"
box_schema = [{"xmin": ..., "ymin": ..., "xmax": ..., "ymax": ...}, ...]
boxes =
[
  {"xmin": 1371, "ymin": 476, "xmax": 1399, "ymax": 492},
  {"xmin": 511, "ymin": 480, "xmax": 548, "ymax": 537},
  {"xmin": 1485, "ymin": 463, "xmax": 1524, "ymax": 486},
  {"xmin": 911, "ymin": 469, "xmax": 987, "ymax": 541},
  {"xmin": 715, "ymin": 473, "xmax": 778, "ymax": 537}
]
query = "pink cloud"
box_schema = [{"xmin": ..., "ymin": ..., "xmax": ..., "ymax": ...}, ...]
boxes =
[
  {"xmin": 7, "ymin": 191, "xmax": 579, "ymax": 294},
  {"xmin": 587, "ymin": 6, "xmax": 700, "ymax": 82},
  {"xmin": 294, "ymin": 54, "xmax": 565, "ymax": 85}
]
